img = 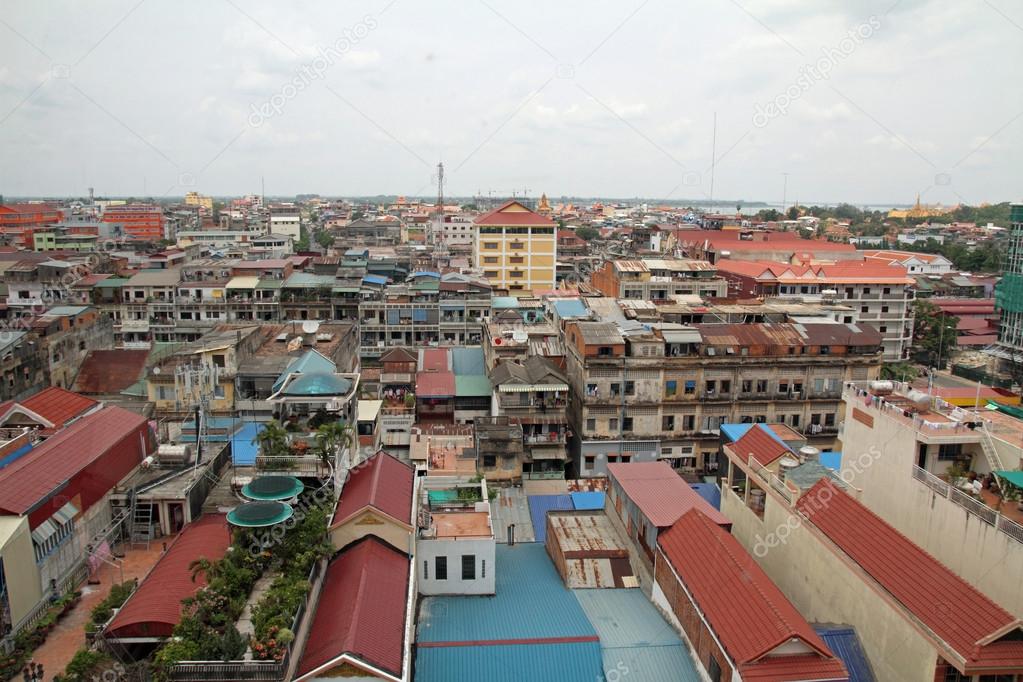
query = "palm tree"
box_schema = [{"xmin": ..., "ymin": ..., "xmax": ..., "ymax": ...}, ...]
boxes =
[
  {"xmin": 314, "ymin": 421, "xmax": 354, "ymax": 469},
  {"xmin": 189, "ymin": 557, "xmax": 219, "ymax": 584},
  {"xmin": 254, "ymin": 420, "xmax": 289, "ymax": 458}
]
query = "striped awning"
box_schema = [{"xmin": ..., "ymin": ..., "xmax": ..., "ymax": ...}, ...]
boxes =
[
  {"xmin": 31, "ymin": 519, "xmax": 58, "ymax": 544},
  {"xmin": 53, "ymin": 500, "xmax": 79, "ymax": 524},
  {"xmin": 498, "ymin": 383, "xmax": 568, "ymax": 393}
]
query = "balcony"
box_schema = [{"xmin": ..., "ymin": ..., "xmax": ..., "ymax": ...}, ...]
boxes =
[
  {"xmin": 381, "ymin": 372, "xmax": 413, "ymax": 384},
  {"xmin": 911, "ymin": 466, "xmax": 1023, "ymax": 544}
]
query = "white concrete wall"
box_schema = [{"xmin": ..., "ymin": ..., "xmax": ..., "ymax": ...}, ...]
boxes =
[
  {"xmin": 416, "ymin": 537, "xmax": 495, "ymax": 595},
  {"xmin": 841, "ymin": 410, "xmax": 1023, "ymax": 617},
  {"xmin": 721, "ymin": 488, "xmax": 941, "ymax": 682}
]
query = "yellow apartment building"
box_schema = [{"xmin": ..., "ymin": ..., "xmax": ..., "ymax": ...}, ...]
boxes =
[{"xmin": 473, "ymin": 200, "xmax": 556, "ymax": 293}]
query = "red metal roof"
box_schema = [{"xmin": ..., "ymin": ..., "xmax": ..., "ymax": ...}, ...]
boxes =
[
  {"xmin": 474, "ymin": 200, "xmax": 555, "ymax": 227},
  {"xmin": 332, "ymin": 451, "xmax": 414, "ymax": 527},
  {"xmin": 296, "ymin": 537, "xmax": 409, "ymax": 678},
  {"xmin": 15, "ymin": 387, "xmax": 98, "ymax": 427},
  {"xmin": 607, "ymin": 461, "xmax": 730, "ymax": 528},
  {"xmin": 796, "ymin": 480, "xmax": 1023, "ymax": 672},
  {"xmin": 0, "ymin": 406, "xmax": 150, "ymax": 516},
  {"xmin": 415, "ymin": 371, "xmax": 455, "ymax": 398},
  {"xmin": 72, "ymin": 349, "xmax": 150, "ymax": 395},
  {"xmin": 105, "ymin": 514, "xmax": 230, "ymax": 639},
  {"xmin": 419, "ymin": 348, "xmax": 450, "ymax": 371},
  {"xmin": 658, "ymin": 509, "xmax": 847, "ymax": 681},
  {"xmin": 731, "ymin": 425, "xmax": 794, "ymax": 467}
]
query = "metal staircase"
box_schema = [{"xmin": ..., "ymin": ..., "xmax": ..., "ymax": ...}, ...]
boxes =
[
  {"xmin": 128, "ymin": 491, "xmax": 154, "ymax": 548},
  {"xmin": 979, "ymin": 421, "xmax": 1005, "ymax": 473}
]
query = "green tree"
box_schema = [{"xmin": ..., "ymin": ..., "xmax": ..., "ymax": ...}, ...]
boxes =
[
  {"xmin": 255, "ymin": 420, "xmax": 290, "ymax": 458},
  {"xmin": 575, "ymin": 226, "xmax": 599, "ymax": 241},
  {"xmin": 911, "ymin": 300, "xmax": 958, "ymax": 369},
  {"xmin": 315, "ymin": 230, "xmax": 334, "ymax": 249},
  {"xmin": 881, "ymin": 361, "xmax": 920, "ymax": 382},
  {"xmin": 314, "ymin": 421, "xmax": 354, "ymax": 468},
  {"xmin": 786, "ymin": 206, "xmax": 800, "ymax": 220},
  {"xmin": 757, "ymin": 208, "xmax": 782, "ymax": 221}
]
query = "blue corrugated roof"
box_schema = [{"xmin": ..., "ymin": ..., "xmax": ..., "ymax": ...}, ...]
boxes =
[
  {"xmin": 409, "ymin": 270, "xmax": 441, "ymax": 279},
  {"xmin": 570, "ymin": 491, "xmax": 605, "ymax": 510},
  {"xmin": 820, "ymin": 451, "xmax": 842, "ymax": 472},
  {"xmin": 416, "ymin": 642, "xmax": 604, "ymax": 682},
  {"xmin": 690, "ymin": 482, "xmax": 721, "ymax": 510},
  {"xmin": 417, "ymin": 543, "xmax": 596, "ymax": 644},
  {"xmin": 362, "ymin": 274, "xmax": 387, "ymax": 285},
  {"xmin": 528, "ymin": 495, "xmax": 573, "ymax": 542},
  {"xmin": 451, "ymin": 347, "xmax": 486, "ymax": 376},
  {"xmin": 814, "ymin": 625, "xmax": 876, "ymax": 682},
  {"xmin": 574, "ymin": 589, "xmax": 702, "ymax": 682},
  {"xmin": 551, "ymin": 298, "xmax": 588, "ymax": 318},
  {"xmin": 0, "ymin": 442, "xmax": 34, "ymax": 469},
  {"xmin": 720, "ymin": 423, "xmax": 791, "ymax": 450}
]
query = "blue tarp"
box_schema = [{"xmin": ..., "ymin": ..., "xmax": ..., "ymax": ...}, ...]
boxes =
[
  {"xmin": 528, "ymin": 494, "xmax": 574, "ymax": 542},
  {"xmin": 570, "ymin": 491, "xmax": 605, "ymax": 510},
  {"xmin": 272, "ymin": 349, "xmax": 336, "ymax": 393},
  {"xmin": 413, "ymin": 309, "xmax": 429, "ymax": 322},
  {"xmin": 362, "ymin": 274, "xmax": 387, "ymax": 285},
  {"xmin": 813, "ymin": 626, "xmax": 876, "ymax": 682},
  {"xmin": 451, "ymin": 347, "xmax": 486, "ymax": 376},
  {"xmin": 410, "ymin": 270, "xmax": 441, "ymax": 279},
  {"xmin": 690, "ymin": 483, "xmax": 722, "ymax": 510},
  {"xmin": 820, "ymin": 451, "xmax": 842, "ymax": 472}
]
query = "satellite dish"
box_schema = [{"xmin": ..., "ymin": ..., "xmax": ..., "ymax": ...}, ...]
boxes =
[
  {"xmin": 511, "ymin": 330, "xmax": 528, "ymax": 344},
  {"xmin": 152, "ymin": 367, "xmax": 161, "ymax": 375},
  {"xmin": 302, "ymin": 320, "xmax": 321, "ymax": 335}
]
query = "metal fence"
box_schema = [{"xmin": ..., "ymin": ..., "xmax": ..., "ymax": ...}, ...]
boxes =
[{"xmin": 912, "ymin": 465, "xmax": 1022, "ymax": 543}]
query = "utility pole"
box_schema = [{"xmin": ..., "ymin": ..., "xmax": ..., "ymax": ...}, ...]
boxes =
[
  {"xmin": 781, "ymin": 173, "xmax": 789, "ymax": 212},
  {"xmin": 710, "ymin": 112, "xmax": 717, "ymax": 203}
]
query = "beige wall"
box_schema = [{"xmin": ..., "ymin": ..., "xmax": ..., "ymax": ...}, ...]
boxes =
[
  {"xmin": 721, "ymin": 489, "xmax": 940, "ymax": 682},
  {"xmin": 840, "ymin": 407, "xmax": 1023, "ymax": 617},
  {"xmin": 0, "ymin": 516, "xmax": 43, "ymax": 628},
  {"xmin": 329, "ymin": 509, "xmax": 411, "ymax": 555}
]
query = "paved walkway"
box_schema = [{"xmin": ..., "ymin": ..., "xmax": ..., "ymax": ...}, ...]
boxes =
[
  {"xmin": 237, "ymin": 572, "xmax": 275, "ymax": 660},
  {"xmin": 28, "ymin": 540, "xmax": 169, "ymax": 681}
]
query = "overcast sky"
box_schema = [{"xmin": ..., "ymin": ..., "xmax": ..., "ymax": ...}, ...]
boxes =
[{"xmin": 1, "ymin": 0, "xmax": 1021, "ymax": 205}]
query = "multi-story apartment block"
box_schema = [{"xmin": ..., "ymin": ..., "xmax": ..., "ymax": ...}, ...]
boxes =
[
  {"xmin": 0, "ymin": 203, "xmax": 61, "ymax": 248},
  {"xmin": 473, "ymin": 200, "xmax": 556, "ymax": 293},
  {"xmin": 30, "ymin": 305, "xmax": 114, "ymax": 390},
  {"xmin": 717, "ymin": 259, "xmax": 915, "ymax": 360},
  {"xmin": 564, "ymin": 308, "xmax": 883, "ymax": 477},
  {"xmin": 184, "ymin": 191, "xmax": 214, "ymax": 212},
  {"xmin": 358, "ymin": 273, "xmax": 491, "ymax": 362},
  {"xmin": 590, "ymin": 258, "xmax": 729, "ymax": 300},
  {"xmin": 0, "ymin": 332, "xmax": 47, "ymax": 401},
  {"xmin": 3, "ymin": 258, "xmax": 92, "ymax": 310},
  {"xmin": 488, "ymin": 356, "xmax": 570, "ymax": 479},
  {"xmin": 101, "ymin": 204, "xmax": 166, "ymax": 241}
]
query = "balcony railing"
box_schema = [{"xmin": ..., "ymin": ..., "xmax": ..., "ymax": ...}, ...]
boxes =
[{"xmin": 910, "ymin": 466, "xmax": 1023, "ymax": 544}]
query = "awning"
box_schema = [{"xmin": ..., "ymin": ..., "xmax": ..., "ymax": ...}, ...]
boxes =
[
  {"xmin": 52, "ymin": 500, "xmax": 79, "ymax": 524},
  {"xmin": 996, "ymin": 471, "xmax": 1023, "ymax": 489},
  {"xmin": 662, "ymin": 328, "xmax": 702, "ymax": 344},
  {"xmin": 31, "ymin": 519, "xmax": 58, "ymax": 544},
  {"xmin": 530, "ymin": 450, "xmax": 568, "ymax": 460},
  {"xmin": 498, "ymin": 384, "xmax": 568, "ymax": 393}
]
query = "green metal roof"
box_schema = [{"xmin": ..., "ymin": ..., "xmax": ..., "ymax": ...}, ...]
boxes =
[
  {"xmin": 455, "ymin": 375, "xmax": 492, "ymax": 397},
  {"xmin": 256, "ymin": 278, "xmax": 284, "ymax": 289}
]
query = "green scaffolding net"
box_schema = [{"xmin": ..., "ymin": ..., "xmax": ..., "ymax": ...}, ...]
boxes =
[{"xmin": 996, "ymin": 273, "xmax": 1023, "ymax": 313}]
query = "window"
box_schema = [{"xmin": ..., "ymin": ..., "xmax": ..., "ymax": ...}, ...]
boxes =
[
  {"xmin": 610, "ymin": 383, "xmax": 621, "ymax": 396},
  {"xmin": 779, "ymin": 381, "xmax": 789, "ymax": 393},
  {"xmin": 509, "ymin": 271, "xmax": 524, "ymax": 278},
  {"xmin": 683, "ymin": 414, "xmax": 695, "ymax": 430},
  {"xmin": 741, "ymin": 379, "xmax": 752, "ymax": 393},
  {"xmin": 863, "ymin": 287, "xmax": 871, "ymax": 294},
  {"xmin": 609, "ymin": 418, "xmax": 618, "ymax": 431},
  {"xmin": 824, "ymin": 413, "xmax": 835, "ymax": 427},
  {"xmin": 793, "ymin": 381, "xmax": 803, "ymax": 394},
  {"xmin": 708, "ymin": 656, "xmax": 722, "ymax": 682},
  {"xmin": 586, "ymin": 418, "xmax": 596, "ymax": 431},
  {"xmin": 435, "ymin": 556, "xmax": 448, "ymax": 580},
  {"xmin": 509, "ymin": 256, "xmax": 524, "ymax": 264},
  {"xmin": 883, "ymin": 287, "xmax": 891, "ymax": 295},
  {"xmin": 483, "ymin": 256, "xmax": 498, "ymax": 264},
  {"xmin": 861, "ymin": 305, "xmax": 869, "ymax": 313},
  {"xmin": 483, "ymin": 242, "xmax": 499, "ymax": 249},
  {"xmin": 624, "ymin": 381, "xmax": 635, "ymax": 395},
  {"xmin": 756, "ymin": 380, "xmax": 768, "ymax": 393},
  {"xmin": 879, "ymin": 325, "xmax": 887, "ymax": 333},
  {"xmin": 423, "ymin": 560, "xmax": 428, "ymax": 580},
  {"xmin": 684, "ymin": 380, "xmax": 696, "ymax": 395},
  {"xmin": 461, "ymin": 554, "xmax": 476, "ymax": 580},
  {"xmin": 483, "ymin": 455, "xmax": 496, "ymax": 468},
  {"xmin": 881, "ymin": 305, "xmax": 889, "ymax": 313},
  {"xmin": 665, "ymin": 380, "xmax": 677, "ymax": 396},
  {"xmin": 820, "ymin": 345, "xmax": 830, "ymax": 355},
  {"xmin": 790, "ymin": 414, "xmax": 800, "ymax": 427},
  {"xmin": 212, "ymin": 354, "xmax": 226, "ymax": 368},
  {"xmin": 938, "ymin": 443, "xmax": 963, "ymax": 461},
  {"xmin": 720, "ymin": 380, "xmax": 731, "ymax": 393},
  {"xmin": 484, "ymin": 270, "xmax": 499, "ymax": 278},
  {"xmin": 662, "ymin": 415, "xmax": 675, "ymax": 431},
  {"xmin": 482, "ymin": 560, "xmax": 486, "ymax": 579},
  {"xmin": 584, "ymin": 455, "xmax": 595, "ymax": 469},
  {"xmin": 622, "ymin": 417, "xmax": 633, "ymax": 431},
  {"xmin": 214, "ymin": 384, "xmax": 226, "ymax": 399},
  {"xmin": 705, "ymin": 380, "xmax": 716, "ymax": 394}
]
